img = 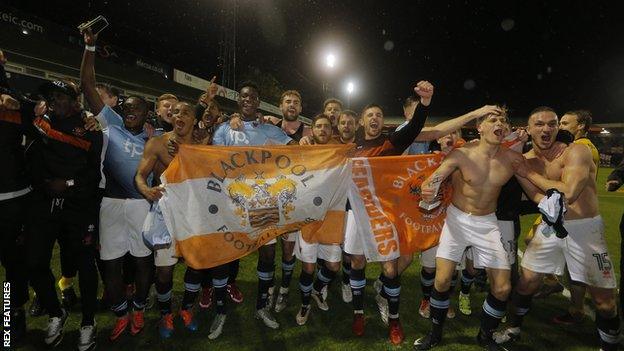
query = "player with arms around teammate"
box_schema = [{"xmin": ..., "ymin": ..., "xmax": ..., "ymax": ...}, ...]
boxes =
[
  {"xmin": 413, "ymin": 111, "xmax": 522, "ymax": 350},
  {"xmin": 495, "ymin": 107, "xmax": 620, "ymax": 351}
]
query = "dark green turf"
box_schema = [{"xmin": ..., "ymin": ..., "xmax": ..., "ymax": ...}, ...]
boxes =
[{"xmin": 2, "ymin": 168, "xmax": 622, "ymax": 350}]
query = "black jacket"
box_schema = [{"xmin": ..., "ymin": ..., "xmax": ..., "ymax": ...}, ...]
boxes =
[
  {"xmin": 26, "ymin": 112, "xmax": 103, "ymax": 200},
  {"xmin": 0, "ymin": 107, "xmax": 30, "ymax": 194},
  {"xmin": 607, "ymin": 159, "xmax": 624, "ymax": 191},
  {"xmin": 0, "ymin": 64, "xmax": 37, "ymax": 194}
]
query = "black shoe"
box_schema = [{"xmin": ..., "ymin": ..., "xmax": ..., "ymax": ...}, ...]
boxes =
[
  {"xmin": 11, "ymin": 308, "xmax": 27, "ymax": 343},
  {"xmin": 413, "ymin": 332, "xmax": 441, "ymax": 350},
  {"xmin": 29, "ymin": 294, "xmax": 46, "ymax": 317},
  {"xmin": 61, "ymin": 287, "xmax": 78, "ymax": 309},
  {"xmin": 477, "ymin": 331, "xmax": 509, "ymax": 351}
]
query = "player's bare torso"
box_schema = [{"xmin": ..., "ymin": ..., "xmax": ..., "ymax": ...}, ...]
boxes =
[
  {"xmin": 525, "ymin": 145, "xmax": 598, "ymax": 219},
  {"xmin": 451, "ymin": 143, "xmax": 518, "ymax": 215}
]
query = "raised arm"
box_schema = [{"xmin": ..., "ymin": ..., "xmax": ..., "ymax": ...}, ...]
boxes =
[
  {"xmin": 420, "ymin": 149, "xmax": 460, "ymax": 202},
  {"xmin": 415, "ymin": 105, "xmax": 502, "ymax": 142},
  {"xmin": 79, "ymin": 27, "xmax": 105, "ymax": 115},
  {"xmin": 517, "ymin": 144, "xmax": 591, "ymax": 203},
  {"xmin": 390, "ymin": 81, "xmax": 433, "ymax": 151},
  {"xmin": 135, "ymin": 137, "xmax": 165, "ymax": 201}
]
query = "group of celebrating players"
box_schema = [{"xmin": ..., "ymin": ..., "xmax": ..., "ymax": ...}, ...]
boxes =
[{"xmin": 1, "ymin": 23, "xmax": 623, "ymax": 351}]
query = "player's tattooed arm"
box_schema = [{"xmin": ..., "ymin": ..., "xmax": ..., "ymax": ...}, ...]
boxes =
[
  {"xmin": 427, "ymin": 174, "xmax": 444, "ymax": 189},
  {"xmin": 421, "ymin": 150, "xmax": 460, "ymax": 202}
]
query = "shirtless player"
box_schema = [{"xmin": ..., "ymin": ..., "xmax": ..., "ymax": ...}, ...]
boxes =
[
  {"xmin": 414, "ymin": 111, "xmax": 522, "ymax": 350},
  {"xmin": 135, "ymin": 101, "xmax": 230, "ymax": 339},
  {"xmin": 495, "ymin": 107, "xmax": 620, "ymax": 351}
]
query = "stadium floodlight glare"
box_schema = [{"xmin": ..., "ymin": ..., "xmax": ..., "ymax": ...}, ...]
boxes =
[
  {"xmin": 345, "ymin": 81, "xmax": 356, "ymax": 108},
  {"xmin": 346, "ymin": 81, "xmax": 355, "ymax": 94},
  {"xmin": 326, "ymin": 53, "xmax": 336, "ymax": 68},
  {"xmin": 320, "ymin": 48, "xmax": 339, "ymax": 94}
]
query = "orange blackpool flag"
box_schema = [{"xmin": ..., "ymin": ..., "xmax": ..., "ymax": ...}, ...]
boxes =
[
  {"xmin": 348, "ymin": 154, "xmax": 452, "ymax": 262},
  {"xmin": 159, "ymin": 144, "xmax": 352, "ymax": 269}
]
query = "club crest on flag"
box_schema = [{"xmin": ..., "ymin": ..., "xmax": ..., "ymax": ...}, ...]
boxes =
[{"xmin": 227, "ymin": 174, "xmax": 297, "ymax": 230}]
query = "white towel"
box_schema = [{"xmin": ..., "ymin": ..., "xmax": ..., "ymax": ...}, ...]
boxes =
[
  {"xmin": 142, "ymin": 201, "xmax": 172, "ymax": 250},
  {"xmin": 537, "ymin": 189, "xmax": 567, "ymax": 237}
]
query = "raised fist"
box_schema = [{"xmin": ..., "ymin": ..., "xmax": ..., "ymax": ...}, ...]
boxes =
[{"xmin": 414, "ymin": 80, "xmax": 434, "ymax": 106}]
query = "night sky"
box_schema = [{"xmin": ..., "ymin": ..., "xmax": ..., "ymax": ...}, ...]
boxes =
[{"xmin": 6, "ymin": 0, "xmax": 624, "ymax": 122}]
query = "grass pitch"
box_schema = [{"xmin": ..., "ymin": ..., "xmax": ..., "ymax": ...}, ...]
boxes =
[{"xmin": 2, "ymin": 168, "xmax": 622, "ymax": 350}]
